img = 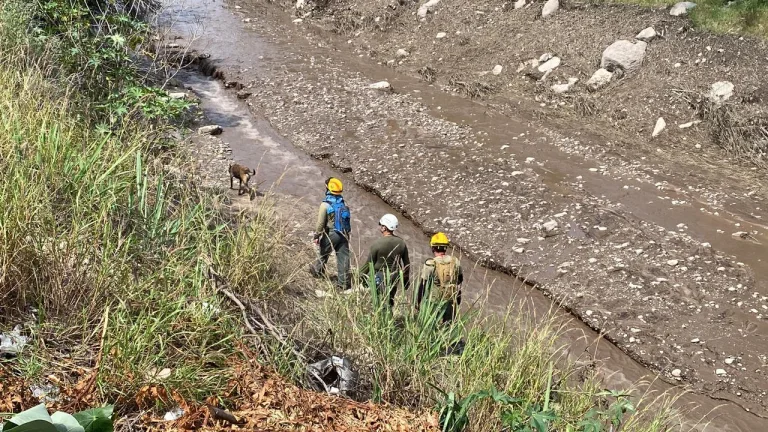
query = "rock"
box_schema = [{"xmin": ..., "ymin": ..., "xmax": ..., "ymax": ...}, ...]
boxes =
[
  {"xmin": 706, "ymin": 81, "xmax": 734, "ymax": 104},
  {"xmin": 715, "ymin": 368, "xmax": 727, "ymax": 376},
  {"xmin": 542, "ymin": 220, "xmax": 559, "ymax": 233},
  {"xmin": 295, "ymin": 0, "xmax": 306, "ymax": 9},
  {"xmin": 725, "ymin": 357, "xmax": 735, "ymax": 365},
  {"xmin": 396, "ymin": 49, "xmax": 410, "ymax": 59},
  {"xmin": 539, "ymin": 53, "xmax": 553, "ymax": 62},
  {"xmin": 517, "ymin": 238, "xmax": 531, "ymax": 244},
  {"xmin": 691, "ymin": 338, "xmax": 700, "ymax": 343},
  {"xmin": 198, "ymin": 125, "xmax": 223, "ymax": 135},
  {"xmin": 635, "ymin": 27, "xmax": 657, "ymax": 42},
  {"xmin": 436, "ymin": 32, "xmax": 447, "ymax": 39},
  {"xmin": 601, "ymin": 40, "xmax": 647, "ymax": 73},
  {"xmin": 514, "ymin": 0, "xmax": 527, "ymax": 9},
  {"xmin": 678, "ymin": 121, "xmax": 701, "ymax": 128},
  {"xmin": 732, "ymin": 231, "xmax": 749, "ymax": 239},
  {"xmin": 492, "ymin": 65, "xmax": 503, "ymax": 75},
  {"xmin": 586, "ymin": 68, "xmax": 613, "ymax": 92},
  {"xmin": 670, "ymin": 2, "xmax": 696, "ymax": 16},
  {"xmin": 541, "ymin": 0, "xmax": 559, "ymax": 18},
  {"xmin": 652, "ymin": 117, "xmax": 666, "ymax": 137},
  {"xmin": 667, "ymin": 259, "xmax": 679, "ymax": 266},
  {"xmin": 671, "ymin": 369, "xmax": 682, "ymax": 377},
  {"xmin": 551, "ymin": 77, "xmax": 578, "ymax": 94},
  {"xmin": 292, "ymin": 18, "xmax": 303, "ymax": 23},
  {"xmin": 368, "ymin": 81, "xmax": 392, "ymax": 91},
  {"xmin": 417, "ymin": 0, "xmax": 442, "ymax": 19},
  {"xmin": 537, "ymin": 56, "xmax": 561, "ymax": 73},
  {"xmin": 236, "ymin": 90, "xmax": 252, "ymax": 99},
  {"xmin": 168, "ymin": 92, "xmax": 187, "ymax": 100},
  {"xmin": 513, "ymin": 247, "xmax": 525, "ymax": 253}
]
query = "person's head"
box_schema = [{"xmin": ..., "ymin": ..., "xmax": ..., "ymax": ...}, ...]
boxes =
[
  {"xmin": 378, "ymin": 213, "xmax": 399, "ymax": 235},
  {"xmin": 430, "ymin": 232, "xmax": 449, "ymax": 255},
  {"xmin": 325, "ymin": 177, "xmax": 343, "ymax": 195}
]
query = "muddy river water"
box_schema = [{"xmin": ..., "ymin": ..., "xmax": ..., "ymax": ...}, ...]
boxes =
[{"xmin": 161, "ymin": 0, "xmax": 768, "ymax": 430}]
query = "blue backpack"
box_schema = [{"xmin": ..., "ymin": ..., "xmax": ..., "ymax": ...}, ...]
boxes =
[{"xmin": 324, "ymin": 194, "xmax": 351, "ymax": 234}]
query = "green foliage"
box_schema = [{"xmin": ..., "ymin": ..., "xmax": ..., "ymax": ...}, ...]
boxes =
[{"xmin": 1, "ymin": 404, "xmax": 113, "ymax": 432}]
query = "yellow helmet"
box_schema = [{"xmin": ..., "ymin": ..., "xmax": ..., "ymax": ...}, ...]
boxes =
[
  {"xmin": 430, "ymin": 232, "xmax": 450, "ymax": 247},
  {"xmin": 326, "ymin": 177, "xmax": 343, "ymax": 195}
]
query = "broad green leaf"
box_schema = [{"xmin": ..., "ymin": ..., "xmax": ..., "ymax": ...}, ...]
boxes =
[
  {"xmin": 530, "ymin": 409, "xmax": 557, "ymax": 432},
  {"xmin": 73, "ymin": 406, "xmax": 114, "ymax": 432},
  {"xmin": 51, "ymin": 412, "xmax": 85, "ymax": 432},
  {"xmin": 3, "ymin": 404, "xmax": 53, "ymax": 430},
  {"xmin": 3, "ymin": 420, "xmax": 58, "ymax": 432}
]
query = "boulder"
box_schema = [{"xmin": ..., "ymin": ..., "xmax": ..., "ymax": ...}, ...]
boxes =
[
  {"xmin": 514, "ymin": 0, "xmax": 526, "ymax": 9},
  {"xmin": 586, "ymin": 68, "xmax": 613, "ymax": 92},
  {"xmin": 551, "ymin": 77, "xmax": 578, "ymax": 94},
  {"xmin": 198, "ymin": 125, "xmax": 223, "ymax": 135},
  {"xmin": 417, "ymin": 0, "xmax": 442, "ymax": 19},
  {"xmin": 492, "ymin": 65, "xmax": 503, "ymax": 75},
  {"xmin": 635, "ymin": 27, "xmax": 657, "ymax": 42},
  {"xmin": 601, "ymin": 40, "xmax": 647, "ymax": 73},
  {"xmin": 537, "ymin": 56, "xmax": 561, "ymax": 73},
  {"xmin": 652, "ymin": 117, "xmax": 666, "ymax": 137},
  {"xmin": 396, "ymin": 49, "xmax": 410, "ymax": 59},
  {"xmin": 706, "ymin": 81, "xmax": 734, "ymax": 104},
  {"xmin": 670, "ymin": 2, "xmax": 696, "ymax": 16},
  {"xmin": 541, "ymin": 0, "xmax": 559, "ymax": 18}
]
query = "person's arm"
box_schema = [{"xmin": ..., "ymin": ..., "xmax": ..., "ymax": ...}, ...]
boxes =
[
  {"xmin": 314, "ymin": 203, "xmax": 328, "ymax": 241},
  {"xmin": 417, "ymin": 263, "xmax": 430, "ymax": 309},
  {"xmin": 401, "ymin": 244, "xmax": 411, "ymax": 290}
]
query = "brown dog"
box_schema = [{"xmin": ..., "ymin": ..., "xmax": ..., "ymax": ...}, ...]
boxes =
[{"xmin": 228, "ymin": 163, "xmax": 256, "ymax": 198}]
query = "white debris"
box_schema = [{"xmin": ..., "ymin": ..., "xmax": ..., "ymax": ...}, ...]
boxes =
[
  {"xmin": 652, "ymin": 117, "xmax": 667, "ymax": 137},
  {"xmin": 164, "ymin": 407, "xmax": 185, "ymax": 421},
  {"xmin": 671, "ymin": 369, "xmax": 682, "ymax": 377},
  {"xmin": 492, "ymin": 65, "xmax": 503, "ymax": 75},
  {"xmin": 670, "ymin": 2, "xmax": 697, "ymax": 16},
  {"xmin": 667, "ymin": 259, "xmax": 679, "ymax": 266},
  {"xmin": 417, "ymin": 0, "xmax": 442, "ymax": 19},
  {"xmin": 0, "ymin": 325, "xmax": 29, "ymax": 355},
  {"xmin": 436, "ymin": 32, "xmax": 447, "ymax": 39},
  {"xmin": 715, "ymin": 368, "xmax": 727, "ymax": 376},
  {"xmin": 368, "ymin": 81, "xmax": 392, "ymax": 90}
]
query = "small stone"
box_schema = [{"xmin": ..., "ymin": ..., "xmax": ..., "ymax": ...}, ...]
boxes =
[
  {"xmin": 513, "ymin": 247, "xmax": 525, "ymax": 253},
  {"xmin": 630, "ymin": 328, "xmax": 641, "ymax": 333},
  {"xmin": 670, "ymin": 2, "xmax": 697, "ymax": 16},
  {"xmin": 667, "ymin": 259, "xmax": 679, "ymax": 266},
  {"xmin": 541, "ymin": 0, "xmax": 559, "ymax": 17},
  {"xmin": 586, "ymin": 68, "xmax": 613, "ymax": 92},
  {"xmin": 586, "ymin": 310, "xmax": 594, "ymax": 316},
  {"xmin": 725, "ymin": 358, "xmax": 735, "ymax": 365},
  {"xmin": 436, "ymin": 32, "xmax": 447, "ymax": 39},
  {"xmin": 671, "ymin": 369, "xmax": 682, "ymax": 377},
  {"xmin": 588, "ymin": 258, "xmax": 597, "ymax": 263},
  {"xmin": 368, "ymin": 81, "xmax": 392, "ymax": 91},
  {"xmin": 635, "ymin": 27, "xmax": 657, "ymax": 42},
  {"xmin": 691, "ymin": 338, "xmax": 700, "ymax": 343},
  {"xmin": 168, "ymin": 92, "xmax": 187, "ymax": 100},
  {"xmin": 706, "ymin": 81, "xmax": 734, "ymax": 104},
  {"xmin": 517, "ymin": 238, "xmax": 531, "ymax": 244},
  {"xmin": 652, "ymin": 117, "xmax": 667, "ymax": 137},
  {"xmin": 551, "ymin": 77, "xmax": 579, "ymax": 94},
  {"xmin": 715, "ymin": 368, "xmax": 727, "ymax": 376},
  {"xmin": 236, "ymin": 90, "xmax": 252, "ymax": 99},
  {"xmin": 538, "ymin": 56, "xmax": 561, "ymax": 73},
  {"xmin": 418, "ymin": 0, "xmax": 442, "ymax": 19},
  {"xmin": 514, "ymin": 0, "xmax": 526, "ymax": 9},
  {"xmin": 542, "ymin": 220, "xmax": 559, "ymax": 232},
  {"xmin": 198, "ymin": 125, "xmax": 223, "ymax": 135},
  {"xmin": 732, "ymin": 231, "xmax": 749, "ymax": 239},
  {"xmin": 396, "ymin": 49, "xmax": 410, "ymax": 59},
  {"xmin": 292, "ymin": 18, "xmax": 303, "ymax": 23},
  {"xmin": 492, "ymin": 65, "xmax": 503, "ymax": 75}
]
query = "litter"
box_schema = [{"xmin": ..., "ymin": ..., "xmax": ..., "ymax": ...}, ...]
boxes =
[
  {"xmin": 307, "ymin": 356, "xmax": 358, "ymax": 397},
  {"xmin": 0, "ymin": 325, "xmax": 28, "ymax": 356}
]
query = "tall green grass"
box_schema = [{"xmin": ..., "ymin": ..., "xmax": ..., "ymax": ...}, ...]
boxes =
[
  {"xmin": 0, "ymin": 1, "xmax": 286, "ymax": 408},
  {"xmin": 297, "ymin": 275, "xmax": 683, "ymax": 431},
  {"xmin": 604, "ymin": 0, "xmax": 768, "ymax": 38}
]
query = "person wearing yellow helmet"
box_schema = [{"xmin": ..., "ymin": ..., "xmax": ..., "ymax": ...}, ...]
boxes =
[
  {"xmin": 417, "ymin": 232, "xmax": 463, "ymax": 324},
  {"xmin": 309, "ymin": 177, "xmax": 352, "ymax": 290}
]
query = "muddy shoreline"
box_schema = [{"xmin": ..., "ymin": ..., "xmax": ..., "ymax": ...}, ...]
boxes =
[{"xmin": 161, "ymin": 0, "xmax": 768, "ymax": 427}]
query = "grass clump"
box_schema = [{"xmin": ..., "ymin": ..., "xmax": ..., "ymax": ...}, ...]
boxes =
[
  {"xmin": 0, "ymin": 0, "xmax": 286, "ymax": 413},
  {"xmin": 605, "ymin": 0, "xmax": 768, "ymax": 38},
  {"xmin": 295, "ymin": 276, "xmax": 682, "ymax": 431}
]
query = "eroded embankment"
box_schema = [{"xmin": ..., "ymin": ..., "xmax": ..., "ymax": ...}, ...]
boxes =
[{"xmin": 161, "ymin": 0, "xmax": 768, "ymax": 426}]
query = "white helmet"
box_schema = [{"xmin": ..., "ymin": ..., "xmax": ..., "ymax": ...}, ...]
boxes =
[{"xmin": 379, "ymin": 213, "xmax": 399, "ymax": 232}]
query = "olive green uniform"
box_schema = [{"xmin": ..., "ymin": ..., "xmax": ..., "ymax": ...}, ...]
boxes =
[
  {"xmin": 358, "ymin": 235, "xmax": 410, "ymax": 307},
  {"xmin": 417, "ymin": 255, "xmax": 463, "ymax": 323}
]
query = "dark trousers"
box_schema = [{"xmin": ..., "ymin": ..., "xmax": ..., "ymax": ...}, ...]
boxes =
[
  {"xmin": 310, "ymin": 231, "xmax": 350, "ymax": 290},
  {"xmin": 374, "ymin": 271, "xmax": 400, "ymax": 309}
]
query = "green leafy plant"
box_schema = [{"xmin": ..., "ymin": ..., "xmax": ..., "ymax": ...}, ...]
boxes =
[{"xmin": 1, "ymin": 404, "xmax": 114, "ymax": 432}]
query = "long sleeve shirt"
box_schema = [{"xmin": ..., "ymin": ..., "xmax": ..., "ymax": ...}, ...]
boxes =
[{"xmin": 359, "ymin": 235, "xmax": 411, "ymax": 289}]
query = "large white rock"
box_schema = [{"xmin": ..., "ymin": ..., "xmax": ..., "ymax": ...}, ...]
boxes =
[
  {"xmin": 652, "ymin": 117, "xmax": 667, "ymax": 137},
  {"xmin": 417, "ymin": 0, "xmax": 442, "ymax": 19},
  {"xmin": 670, "ymin": 2, "xmax": 696, "ymax": 16},
  {"xmin": 706, "ymin": 81, "xmax": 734, "ymax": 104},
  {"xmin": 537, "ymin": 56, "xmax": 561, "ymax": 73},
  {"xmin": 635, "ymin": 27, "xmax": 657, "ymax": 42},
  {"xmin": 542, "ymin": 0, "xmax": 559, "ymax": 17},
  {"xmin": 601, "ymin": 40, "xmax": 647, "ymax": 73},
  {"xmin": 586, "ymin": 68, "xmax": 613, "ymax": 91},
  {"xmin": 198, "ymin": 125, "xmax": 223, "ymax": 135}
]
